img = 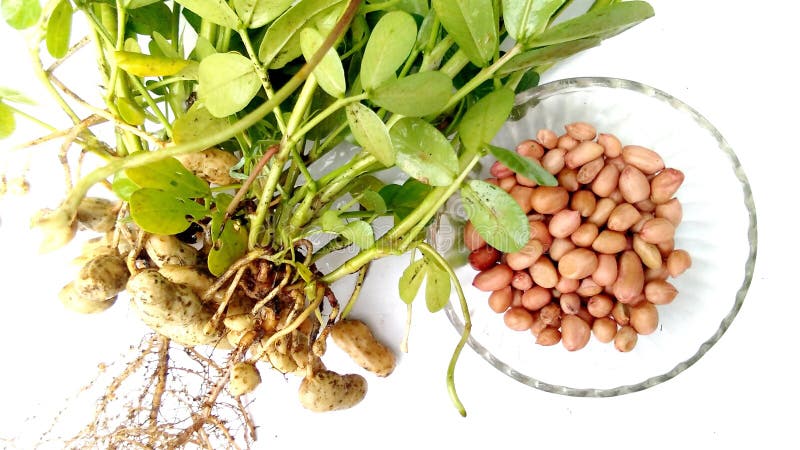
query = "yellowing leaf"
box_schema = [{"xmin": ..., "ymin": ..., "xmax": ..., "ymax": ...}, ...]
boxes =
[{"xmin": 115, "ymin": 51, "xmax": 193, "ymax": 77}]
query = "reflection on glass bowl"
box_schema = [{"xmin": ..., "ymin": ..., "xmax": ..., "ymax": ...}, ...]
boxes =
[{"xmin": 430, "ymin": 77, "xmax": 757, "ymax": 396}]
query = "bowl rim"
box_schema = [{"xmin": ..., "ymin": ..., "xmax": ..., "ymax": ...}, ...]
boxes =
[{"xmin": 442, "ymin": 76, "xmax": 758, "ymax": 397}]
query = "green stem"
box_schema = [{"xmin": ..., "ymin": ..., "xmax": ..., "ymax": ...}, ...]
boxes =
[
  {"xmin": 340, "ymin": 262, "xmax": 369, "ymax": 318},
  {"xmin": 440, "ymin": 49, "xmax": 470, "ymax": 79},
  {"xmin": 416, "ymin": 242, "xmax": 470, "ymax": 417},
  {"xmin": 239, "ymin": 28, "xmax": 288, "ymax": 135},
  {"xmin": 441, "ymin": 44, "xmax": 523, "ymax": 112},
  {"xmin": 246, "ymin": 0, "xmax": 364, "ymax": 249},
  {"xmin": 5, "ymin": 104, "xmax": 58, "ymax": 131},
  {"xmin": 420, "ymin": 35, "xmax": 453, "ymax": 72},
  {"xmin": 292, "ymin": 93, "xmax": 367, "ymax": 141}
]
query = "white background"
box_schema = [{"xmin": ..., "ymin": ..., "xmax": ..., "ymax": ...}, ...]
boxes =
[{"xmin": 1, "ymin": 0, "xmax": 798, "ymax": 448}]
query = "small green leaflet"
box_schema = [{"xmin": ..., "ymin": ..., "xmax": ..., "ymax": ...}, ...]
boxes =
[
  {"xmin": 2, "ymin": 0, "xmax": 41, "ymax": 30},
  {"xmin": 460, "ymin": 180, "xmax": 528, "ymax": 253},
  {"xmin": 115, "ymin": 51, "xmax": 193, "ymax": 77},
  {"xmin": 488, "ymin": 145, "xmax": 557, "ymax": 186},
  {"xmin": 498, "ymin": 38, "xmax": 602, "ymax": 76},
  {"xmin": 0, "ymin": 86, "xmax": 34, "ymax": 105},
  {"xmin": 527, "ymin": 1, "xmax": 654, "ymax": 47},
  {"xmin": 129, "ymin": 188, "xmax": 209, "ymax": 235},
  {"xmin": 128, "ymin": 2, "xmax": 173, "ymax": 36},
  {"xmin": 390, "ymin": 118, "xmax": 458, "ymax": 186},
  {"xmin": 431, "ymin": 0, "xmax": 497, "ymax": 67},
  {"xmin": 233, "ymin": 0, "xmax": 293, "ymax": 28},
  {"xmin": 369, "ymin": 71, "xmax": 452, "ymax": 117},
  {"xmin": 379, "ymin": 178, "xmax": 432, "ymax": 221},
  {"xmin": 125, "ymin": 157, "xmax": 211, "ymax": 198},
  {"xmin": 0, "ymin": 102, "xmax": 14, "ymax": 139},
  {"xmin": 257, "ymin": 0, "xmax": 345, "ymax": 68},
  {"xmin": 198, "ymin": 52, "xmax": 261, "ymax": 117},
  {"xmin": 360, "ymin": 10, "xmax": 417, "ymax": 91},
  {"xmin": 320, "ymin": 209, "xmax": 344, "ymax": 232},
  {"xmin": 502, "ymin": 0, "xmax": 566, "ymax": 43},
  {"xmin": 357, "ymin": 190, "xmax": 387, "ymax": 214},
  {"xmin": 208, "ymin": 195, "xmax": 248, "ymax": 276},
  {"xmin": 46, "ymin": 0, "xmax": 73, "ymax": 59},
  {"xmin": 173, "ymin": 0, "xmax": 240, "ymax": 28},
  {"xmin": 398, "ymin": 258, "xmax": 427, "ymax": 304},
  {"xmin": 116, "ymin": 97, "xmax": 146, "ymax": 126},
  {"xmin": 300, "ymin": 27, "xmax": 346, "ymax": 98},
  {"xmin": 346, "ymin": 102, "xmax": 394, "ymax": 166},
  {"xmin": 111, "ymin": 171, "xmax": 140, "ymax": 202},
  {"xmin": 458, "ymin": 88, "xmax": 514, "ymax": 152},
  {"xmin": 340, "ymin": 220, "xmax": 375, "ymax": 249},
  {"xmin": 173, "ymin": 103, "xmax": 230, "ymax": 144},
  {"xmin": 424, "ymin": 260, "xmax": 451, "ymax": 312}
]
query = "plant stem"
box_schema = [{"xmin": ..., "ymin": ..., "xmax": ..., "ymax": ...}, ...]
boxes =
[
  {"xmin": 417, "ymin": 242, "xmax": 470, "ymax": 417},
  {"xmin": 239, "ymin": 29, "xmax": 288, "ymax": 135},
  {"xmin": 441, "ymin": 44, "xmax": 523, "ymax": 112},
  {"xmin": 440, "ymin": 49, "xmax": 470, "ymax": 79},
  {"xmin": 5, "ymin": 104, "xmax": 58, "ymax": 132}
]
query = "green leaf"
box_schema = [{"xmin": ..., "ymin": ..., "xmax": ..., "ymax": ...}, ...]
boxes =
[
  {"xmin": 458, "ymin": 87, "xmax": 514, "ymax": 151},
  {"xmin": 0, "ymin": 102, "xmax": 15, "ymax": 139},
  {"xmin": 234, "ymin": 0, "xmax": 292, "ymax": 28},
  {"xmin": 340, "ymin": 220, "xmax": 375, "ymax": 249},
  {"xmin": 45, "ymin": 0, "xmax": 72, "ymax": 58},
  {"xmin": 357, "ymin": 190, "xmax": 387, "ymax": 214},
  {"xmin": 126, "ymin": 0, "xmax": 162, "ymax": 8},
  {"xmin": 369, "ymin": 71, "xmax": 452, "ymax": 117},
  {"xmin": 396, "ymin": 0, "xmax": 428, "ymax": 16},
  {"xmin": 111, "ymin": 171, "xmax": 140, "ymax": 202},
  {"xmin": 129, "ymin": 188, "xmax": 209, "ymax": 235},
  {"xmin": 514, "ymin": 70, "xmax": 540, "ymax": 93},
  {"xmin": 348, "ymin": 175, "xmax": 385, "ymax": 196},
  {"xmin": 320, "ymin": 209, "xmax": 344, "ymax": 232},
  {"xmin": 383, "ymin": 178, "xmax": 432, "ymax": 221},
  {"xmin": 0, "ymin": 86, "xmax": 34, "ymax": 105},
  {"xmin": 502, "ymin": 0, "xmax": 565, "ymax": 42},
  {"xmin": 198, "ymin": 52, "xmax": 261, "ymax": 117},
  {"xmin": 2, "ymin": 0, "xmax": 41, "ymax": 29},
  {"xmin": 527, "ymin": 1, "xmax": 655, "ymax": 47},
  {"xmin": 151, "ymin": 31, "xmax": 180, "ymax": 59},
  {"xmin": 125, "ymin": 157, "xmax": 211, "ymax": 198},
  {"xmin": 431, "ymin": 0, "xmax": 497, "ymax": 67},
  {"xmin": 346, "ymin": 102, "xmax": 394, "ymax": 166},
  {"xmin": 460, "ymin": 180, "xmax": 528, "ymax": 253},
  {"xmin": 208, "ymin": 212, "xmax": 248, "ymax": 276},
  {"xmin": 258, "ymin": 0, "xmax": 345, "ymax": 68},
  {"xmin": 390, "ymin": 118, "xmax": 458, "ymax": 186},
  {"xmin": 488, "ymin": 144, "xmax": 557, "ymax": 186},
  {"xmin": 398, "ymin": 258, "xmax": 427, "ymax": 304},
  {"xmin": 116, "ymin": 97, "xmax": 146, "ymax": 126},
  {"xmin": 128, "ymin": 1, "xmax": 172, "ymax": 36},
  {"xmin": 115, "ymin": 51, "xmax": 192, "ymax": 77},
  {"xmin": 424, "ymin": 259, "xmax": 451, "ymax": 312},
  {"xmin": 498, "ymin": 38, "xmax": 602, "ymax": 76},
  {"xmin": 360, "ymin": 10, "xmax": 417, "ymax": 91},
  {"xmin": 300, "ymin": 27, "xmax": 346, "ymax": 98},
  {"xmin": 173, "ymin": 103, "xmax": 230, "ymax": 144},
  {"xmin": 173, "ymin": 0, "xmax": 240, "ymax": 28}
]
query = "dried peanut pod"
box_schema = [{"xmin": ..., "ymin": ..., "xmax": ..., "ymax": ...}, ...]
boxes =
[
  {"xmin": 59, "ymin": 282, "xmax": 116, "ymax": 314},
  {"xmin": 76, "ymin": 197, "xmax": 119, "ymax": 233},
  {"xmin": 176, "ymin": 148, "xmax": 239, "ymax": 185},
  {"xmin": 298, "ymin": 370, "xmax": 367, "ymax": 412},
  {"xmin": 158, "ymin": 264, "xmax": 215, "ymax": 299},
  {"xmin": 228, "ymin": 362, "xmax": 261, "ymax": 396},
  {"xmin": 331, "ymin": 319, "xmax": 396, "ymax": 377},
  {"xmin": 145, "ymin": 234, "xmax": 199, "ymax": 268},
  {"xmin": 74, "ymin": 253, "xmax": 129, "ymax": 302}
]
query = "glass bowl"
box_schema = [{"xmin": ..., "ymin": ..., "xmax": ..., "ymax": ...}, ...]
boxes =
[{"xmin": 430, "ymin": 77, "xmax": 757, "ymax": 396}]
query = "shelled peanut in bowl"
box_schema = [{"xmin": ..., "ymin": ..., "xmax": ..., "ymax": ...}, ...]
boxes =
[{"xmin": 465, "ymin": 122, "xmax": 692, "ymax": 352}]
